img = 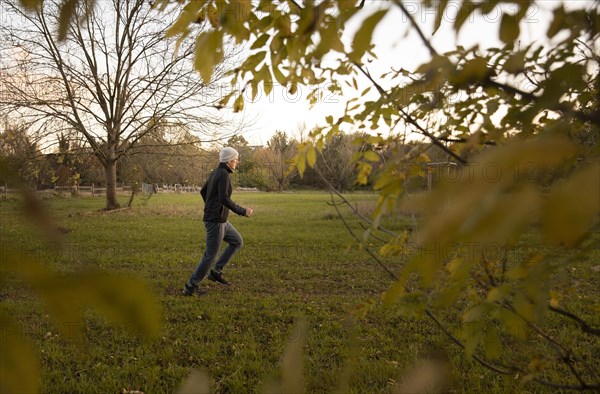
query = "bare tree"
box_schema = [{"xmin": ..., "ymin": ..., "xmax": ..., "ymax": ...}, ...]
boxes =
[
  {"xmin": 0, "ymin": 0, "xmax": 236, "ymax": 209},
  {"xmin": 319, "ymin": 132, "xmax": 365, "ymax": 191},
  {"xmin": 257, "ymin": 131, "xmax": 297, "ymax": 192}
]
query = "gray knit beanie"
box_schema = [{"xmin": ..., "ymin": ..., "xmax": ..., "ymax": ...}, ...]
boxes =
[{"xmin": 219, "ymin": 147, "xmax": 239, "ymax": 163}]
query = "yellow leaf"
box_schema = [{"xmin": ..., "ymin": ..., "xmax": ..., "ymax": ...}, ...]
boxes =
[
  {"xmin": 176, "ymin": 369, "xmax": 211, "ymax": 394},
  {"xmin": 363, "ymin": 151, "xmax": 380, "ymax": 162},
  {"xmin": 547, "ymin": 6, "xmax": 566, "ymax": 38},
  {"xmin": 433, "ymin": 0, "xmax": 448, "ymax": 34},
  {"xmin": 0, "ymin": 311, "xmax": 40, "ymax": 394},
  {"xmin": 542, "ymin": 163, "xmax": 600, "ymax": 247},
  {"xmin": 451, "ymin": 58, "xmax": 490, "ymax": 85},
  {"xmin": 407, "ymin": 135, "xmax": 575, "ymax": 247},
  {"xmin": 243, "ymin": 51, "xmax": 266, "ymax": 71},
  {"xmin": 18, "ymin": 0, "xmax": 41, "ymax": 10},
  {"xmin": 483, "ymin": 325, "xmax": 502, "ymax": 360},
  {"xmin": 349, "ymin": 298, "xmax": 377, "ymax": 319},
  {"xmin": 281, "ymin": 319, "xmax": 307, "ymax": 393},
  {"xmin": 318, "ymin": 22, "xmax": 344, "ymax": 54},
  {"xmin": 306, "ymin": 146, "xmax": 316, "ymax": 167},
  {"xmin": 454, "ymin": 1, "xmax": 479, "ymax": 32},
  {"xmin": 295, "ymin": 152, "xmax": 306, "ymax": 177},
  {"xmin": 486, "ymin": 285, "xmax": 511, "ymax": 303},
  {"xmin": 251, "ymin": 33, "xmax": 270, "ymax": 49},
  {"xmin": 165, "ymin": 0, "xmax": 205, "ymax": 39},
  {"xmin": 499, "ymin": 14, "xmax": 520, "ymax": 44},
  {"xmin": 194, "ymin": 30, "xmax": 224, "ymax": 84},
  {"xmin": 272, "ymin": 64, "xmax": 287, "ymax": 86},
  {"xmin": 498, "ymin": 309, "xmax": 527, "ymax": 339},
  {"xmin": 57, "ymin": 0, "xmax": 77, "ymax": 41},
  {"xmin": 233, "ymin": 94, "xmax": 244, "ymax": 113},
  {"xmin": 350, "ymin": 9, "xmax": 387, "ymax": 62},
  {"xmin": 8, "ymin": 255, "xmax": 163, "ymax": 341}
]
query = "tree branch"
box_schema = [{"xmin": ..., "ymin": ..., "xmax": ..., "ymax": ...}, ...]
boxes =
[
  {"xmin": 549, "ymin": 305, "xmax": 600, "ymax": 336},
  {"xmin": 352, "ymin": 61, "xmax": 467, "ymax": 165},
  {"xmin": 392, "ymin": 0, "xmax": 439, "ymax": 58}
]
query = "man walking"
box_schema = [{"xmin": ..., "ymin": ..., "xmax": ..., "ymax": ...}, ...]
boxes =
[{"xmin": 183, "ymin": 147, "xmax": 253, "ymax": 296}]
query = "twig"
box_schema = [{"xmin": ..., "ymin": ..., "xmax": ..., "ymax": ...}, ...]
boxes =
[
  {"xmin": 328, "ymin": 192, "xmax": 400, "ymax": 280},
  {"xmin": 392, "ymin": 0, "xmax": 438, "ymax": 57},
  {"xmin": 549, "ymin": 306, "xmax": 600, "ymax": 336},
  {"xmin": 318, "ymin": 166, "xmax": 527, "ymax": 379},
  {"xmin": 352, "ymin": 62, "xmax": 467, "ymax": 165},
  {"xmin": 311, "ymin": 123, "xmax": 598, "ymax": 389},
  {"xmin": 314, "ymin": 163, "xmax": 400, "ymax": 238}
]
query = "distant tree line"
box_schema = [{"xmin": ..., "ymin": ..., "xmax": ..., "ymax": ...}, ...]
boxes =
[{"xmin": 1, "ymin": 117, "xmax": 454, "ymax": 193}]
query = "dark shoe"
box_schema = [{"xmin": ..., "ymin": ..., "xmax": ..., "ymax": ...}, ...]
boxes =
[
  {"xmin": 207, "ymin": 270, "xmax": 230, "ymax": 286},
  {"xmin": 183, "ymin": 282, "xmax": 207, "ymax": 296}
]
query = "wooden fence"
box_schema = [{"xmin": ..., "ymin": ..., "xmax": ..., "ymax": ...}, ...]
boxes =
[{"xmin": 0, "ymin": 183, "xmax": 202, "ymax": 198}]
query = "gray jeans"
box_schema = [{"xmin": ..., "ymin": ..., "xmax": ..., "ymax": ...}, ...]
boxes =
[{"xmin": 189, "ymin": 221, "xmax": 243, "ymax": 285}]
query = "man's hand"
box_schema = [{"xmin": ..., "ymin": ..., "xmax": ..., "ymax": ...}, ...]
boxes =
[{"xmin": 245, "ymin": 208, "xmax": 254, "ymax": 217}]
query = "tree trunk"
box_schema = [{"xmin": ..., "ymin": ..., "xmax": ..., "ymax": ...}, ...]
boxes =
[{"xmin": 104, "ymin": 160, "xmax": 120, "ymax": 210}]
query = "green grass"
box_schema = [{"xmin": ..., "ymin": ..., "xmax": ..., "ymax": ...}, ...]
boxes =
[{"xmin": 1, "ymin": 192, "xmax": 598, "ymax": 393}]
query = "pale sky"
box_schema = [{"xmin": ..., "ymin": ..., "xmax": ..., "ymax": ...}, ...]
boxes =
[{"xmin": 232, "ymin": 0, "xmax": 592, "ymax": 146}]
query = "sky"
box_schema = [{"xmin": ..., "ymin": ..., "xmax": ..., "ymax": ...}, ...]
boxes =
[
  {"xmin": 1, "ymin": 0, "xmax": 594, "ymax": 148},
  {"xmin": 232, "ymin": 0, "xmax": 593, "ymax": 146}
]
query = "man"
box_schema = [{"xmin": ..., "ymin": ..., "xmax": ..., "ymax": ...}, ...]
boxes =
[{"xmin": 183, "ymin": 147, "xmax": 253, "ymax": 296}]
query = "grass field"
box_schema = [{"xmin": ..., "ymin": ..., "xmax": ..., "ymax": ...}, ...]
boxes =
[{"xmin": 1, "ymin": 192, "xmax": 598, "ymax": 393}]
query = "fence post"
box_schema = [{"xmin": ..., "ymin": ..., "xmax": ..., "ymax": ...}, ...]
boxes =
[
  {"xmin": 91, "ymin": 183, "xmax": 95, "ymax": 197},
  {"xmin": 427, "ymin": 171, "xmax": 432, "ymax": 191},
  {"xmin": 4, "ymin": 183, "xmax": 6, "ymax": 199}
]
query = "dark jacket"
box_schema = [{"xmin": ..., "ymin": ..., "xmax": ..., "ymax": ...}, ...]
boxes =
[{"xmin": 200, "ymin": 163, "xmax": 246, "ymax": 222}]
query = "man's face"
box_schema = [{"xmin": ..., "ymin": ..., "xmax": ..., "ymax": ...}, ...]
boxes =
[{"xmin": 228, "ymin": 156, "xmax": 240, "ymax": 170}]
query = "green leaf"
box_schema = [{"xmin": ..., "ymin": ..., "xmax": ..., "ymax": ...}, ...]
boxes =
[
  {"xmin": 499, "ymin": 14, "xmax": 520, "ymax": 44},
  {"xmin": 194, "ymin": 30, "xmax": 224, "ymax": 84},
  {"xmin": 350, "ymin": 9, "xmax": 387, "ymax": 62}
]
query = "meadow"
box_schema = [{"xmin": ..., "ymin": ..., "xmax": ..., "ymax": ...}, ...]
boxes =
[{"xmin": 1, "ymin": 192, "xmax": 598, "ymax": 393}]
